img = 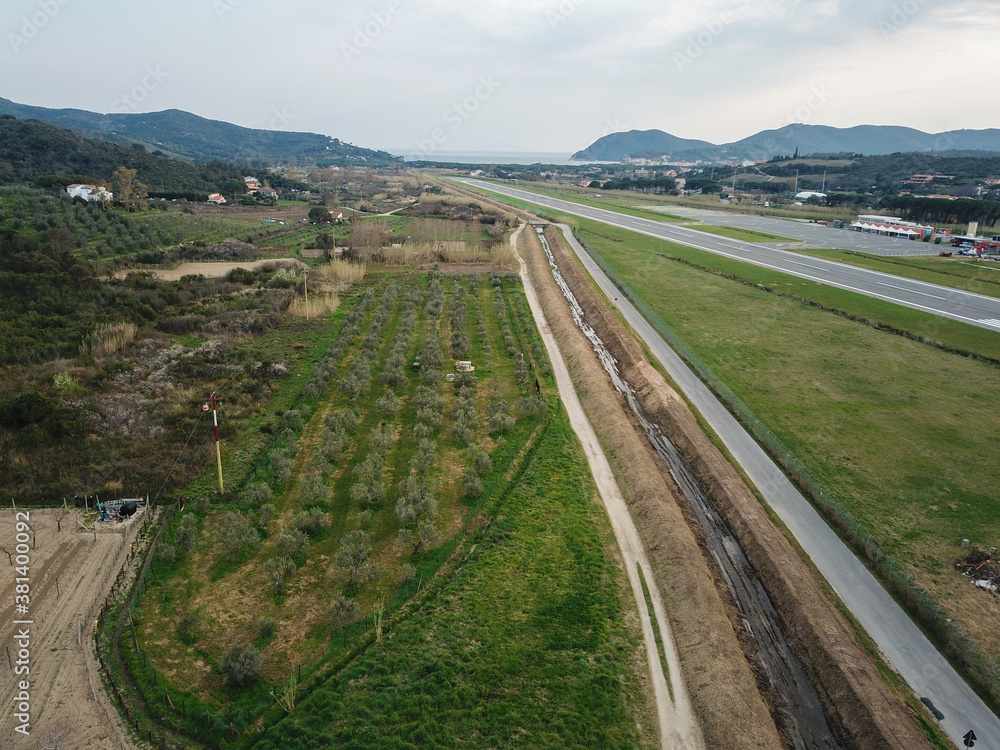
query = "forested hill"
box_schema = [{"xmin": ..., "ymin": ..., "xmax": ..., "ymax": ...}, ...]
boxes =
[
  {"xmin": 0, "ymin": 97, "xmax": 399, "ymax": 167},
  {"xmin": 0, "ymin": 116, "xmax": 304, "ymax": 198}
]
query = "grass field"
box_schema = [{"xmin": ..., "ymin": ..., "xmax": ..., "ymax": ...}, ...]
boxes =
[
  {"xmin": 127, "ymin": 270, "xmax": 653, "ymax": 748},
  {"xmin": 564, "ymin": 219, "xmax": 1000, "ymax": 662},
  {"xmin": 686, "ymin": 225, "xmax": 796, "ymax": 243}
]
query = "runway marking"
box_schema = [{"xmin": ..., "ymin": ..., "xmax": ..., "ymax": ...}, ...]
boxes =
[
  {"xmin": 980, "ymin": 319, "xmax": 1000, "ymax": 330},
  {"xmin": 876, "ymin": 281, "xmax": 946, "ymax": 300}
]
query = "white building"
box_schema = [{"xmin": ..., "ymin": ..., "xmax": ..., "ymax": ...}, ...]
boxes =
[
  {"xmin": 66, "ymin": 184, "xmax": 112, "ymax": 203},
  {"xmin": 794, "ymin": 191, "xmax": 827, "ymax": 201},
  {"xmin": 850, "ymin": 215, "xmax": 934, "ymax": 240}
]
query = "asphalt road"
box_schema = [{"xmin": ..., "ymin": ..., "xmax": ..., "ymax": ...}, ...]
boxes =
[
  {"xmin": 549, "ymin": 221, "xmax": 1000, "ymax": 750},
  {"xmin": 458, "ymin": 179, "xmax": 1000, "ymax": 333},
  {"xmin": 643, "ymin": 204, "xmax": 942, "ymax": 256}
]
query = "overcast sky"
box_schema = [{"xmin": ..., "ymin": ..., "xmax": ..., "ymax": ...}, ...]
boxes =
[{"xmin": 1, "ymin": 0, "xmax": 997, "ymax": 155}]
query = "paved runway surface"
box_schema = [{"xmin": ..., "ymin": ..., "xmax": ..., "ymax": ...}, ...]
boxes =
[
  {"xmin": 459, "ymin": 179, "xmax": 1000, "ymax": 333},
  {"xmin": 642, "ymin": 204, "xmax": 941, "ymax": 255},
  {"xmin": 549, "ymin": 222, "xmax": 1000, "ymax": 750}
]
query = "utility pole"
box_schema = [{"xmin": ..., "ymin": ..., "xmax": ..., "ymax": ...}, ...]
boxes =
[{"xmin": 204, "ymin": 393, "xmax": 224, "ymax": 495}]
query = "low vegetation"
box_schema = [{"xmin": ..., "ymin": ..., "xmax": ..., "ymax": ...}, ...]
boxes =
[
  {"xmin": 115, "ymin": 264, "xmax": 649, "ymax": 748},
  {"xmin": 558, "ymin": 218, "xmax": 1000, "ymax": 669}
]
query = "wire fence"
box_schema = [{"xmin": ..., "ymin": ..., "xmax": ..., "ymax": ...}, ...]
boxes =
[{"xmin": 571, "ymin": 229, "xmax": 1000, "ymax": 703}]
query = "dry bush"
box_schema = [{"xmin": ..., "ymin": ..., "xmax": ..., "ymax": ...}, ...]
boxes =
[
  {"xmin": 80, "ymin": 322, "xmax": 139, "ymax": 358},
  {"xmin": 375, "ymin": 241, "xmax": 513, "ymax": 268},
  {"xmin": 288, "ymin": 293, "xmax": 340, "ymax": 318},
  {"xmin": 349, "ymin": 219, "xmax": 393, "ymax": 249},
  {"xmin": 314, "ymin": 259, "xmax": 367, "ymax": 283}
]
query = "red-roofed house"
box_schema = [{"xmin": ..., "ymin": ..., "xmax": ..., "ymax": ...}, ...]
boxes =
[{"xmin": 207, "ymin": 193, "xmax": 227, "ymax": 205}]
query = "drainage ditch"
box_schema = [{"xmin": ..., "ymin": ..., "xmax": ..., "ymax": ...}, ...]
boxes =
[{"xmin": 536, "ymin": 226, "xmax": 844, "ymax": 750}]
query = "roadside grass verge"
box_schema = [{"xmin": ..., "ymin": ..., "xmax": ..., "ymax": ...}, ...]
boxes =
[
  {"xmin": 569, "ymin": 219, "xmax": 1000, "ymax": 664},
  {"xmin": 687, "ymin": 225, "xmax": 796, "ymax": 243}
]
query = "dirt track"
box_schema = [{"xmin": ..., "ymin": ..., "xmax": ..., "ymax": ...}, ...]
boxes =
[
  {"xmin": 0, "ymin": 510, "xmax": 139, "ymax": 749},
  {"xmin": 114, "ymin": 258, "xmax": 308, "ymax": 281},
  {"xmin": 516, "ymin": 225, "xmax": 784, "ymax": 749},
  {"xmin": 533, "ymin": 222, "xmax": 932, "ymax": 750}
]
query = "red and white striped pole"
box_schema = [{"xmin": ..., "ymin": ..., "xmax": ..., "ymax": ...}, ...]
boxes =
[{"xmin": 204, "ymin": 393, "xmax": 224, "ymax": 495}]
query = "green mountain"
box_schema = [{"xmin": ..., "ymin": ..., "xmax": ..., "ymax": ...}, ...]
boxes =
[
  {"xmin": 573, "ymin": 124, "xmax": 1000, "ymax": 162},
  {"xmin": 0, "ymin": 115, "xmax": 305, "ymax": 198},
  {"xmin": 572, "ymin": 129, "xmax": 714, "ymax": 161},
  {"xmin": 0, "ymin": 97, "xmax": 399, "ymax": 167}
]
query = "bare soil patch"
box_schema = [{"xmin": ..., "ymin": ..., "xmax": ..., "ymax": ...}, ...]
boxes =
[
  {"xmin": 537, "ymin": 223, "xmax": 933, "ymax": 750},
  {"xmin": 0, "ymin": 509, "xmax": 140, "ymax": 749},
  {"xmin": 114, "ymin": 258, "xmax": 309, "ymax": 281}
]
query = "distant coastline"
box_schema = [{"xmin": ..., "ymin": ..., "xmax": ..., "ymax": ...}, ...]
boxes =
[{"xmin": 393, "ymin": 150, "xmax": 610, "ymax": 166}]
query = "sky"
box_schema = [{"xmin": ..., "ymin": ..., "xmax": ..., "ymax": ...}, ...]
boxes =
[{"xmin": 1, "ymin": 0, "xmax": 997, "ymax": 155}]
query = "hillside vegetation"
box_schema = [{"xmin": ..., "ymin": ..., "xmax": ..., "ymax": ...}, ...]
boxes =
[
  {"xmin": 0, "ymin": 116, "xmax": 307, "ymax": 199},
  {"xmin": 0, "ymin": 98, "xmax": 399, "ymax": 167}
]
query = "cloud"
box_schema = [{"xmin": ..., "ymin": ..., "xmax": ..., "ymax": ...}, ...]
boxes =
[{"xmin": 0, "ymin": 0, "xmax": 996, "ymax": 151}]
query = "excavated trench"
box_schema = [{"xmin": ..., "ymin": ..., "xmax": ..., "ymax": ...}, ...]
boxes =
[{"xmin": 535, "ymin": 226, "xmax": 844, "ymax": 750}]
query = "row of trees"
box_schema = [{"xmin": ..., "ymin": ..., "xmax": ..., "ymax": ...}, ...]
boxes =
[{"xmin": 881, "ymin": 195, "xmax": 1000, "ymax": 226}]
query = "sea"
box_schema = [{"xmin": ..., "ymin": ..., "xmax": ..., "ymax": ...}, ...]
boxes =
[{"xmin": 392, "ymin": 150, "xmax": 610, "ymax": 166}]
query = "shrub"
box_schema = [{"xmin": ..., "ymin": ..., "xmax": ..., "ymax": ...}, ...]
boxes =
[
  {"xmin": 220, "ymin": 644, "xmax": 262, "ymax": 687},
  {"xmin": 158, "ymin": 544, "xmax": 176, "ymax": 566},
  {"xmin": 293, "ymin": 508, "xmax": 331, "ymax": 536},
  {"xmin": 276, "ymin": 527, "xmax": 309, "ymax": 558},
  {"xmin": 219, "ymin": 512, "xmax": 260, "ymax": 564},
  {"xmin": 178, "ymin": 613, "xmax": 198, "ymax": 644},
  {"xmin": 461, "ymin": 469, "xmax": 483, "ymax": 499},
  {"xmin": 256, "ymin": 618, "xmax": 276, "ymax": 641},
  {"xmin": 264, "ymin": 556, "xmax": 296, "ymax": 596},
  {"xmin": 329, "ymin": 594, "xmax": 360, "ymax": 646},
  {"xmin": 243, "ymin": 483, "xmax": 273, "ymax": 509},
  {"xmin": 474, "ymin": 450, "xmax": 493, "ymax": 475},
  {"xmin": 375, "ymin": 391, "xmax": 400, "ymax": 415},
  {"xmin": 174, "ymin": 515, "xmax": 198, "ymax": 551}
]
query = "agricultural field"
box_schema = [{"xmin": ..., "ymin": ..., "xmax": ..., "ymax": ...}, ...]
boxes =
[{"xmin": 120, "ymin": 269, "xmax": 653, "ymax": 748}]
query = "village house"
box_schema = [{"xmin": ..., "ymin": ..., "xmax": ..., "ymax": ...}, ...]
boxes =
[
  {"xmin": 207, "ymin": 193, "xmax": 227, "ymax": 205},
  {"xmin": 66, "ymin": 183, "xmax": 112, "ymax": 203}
]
